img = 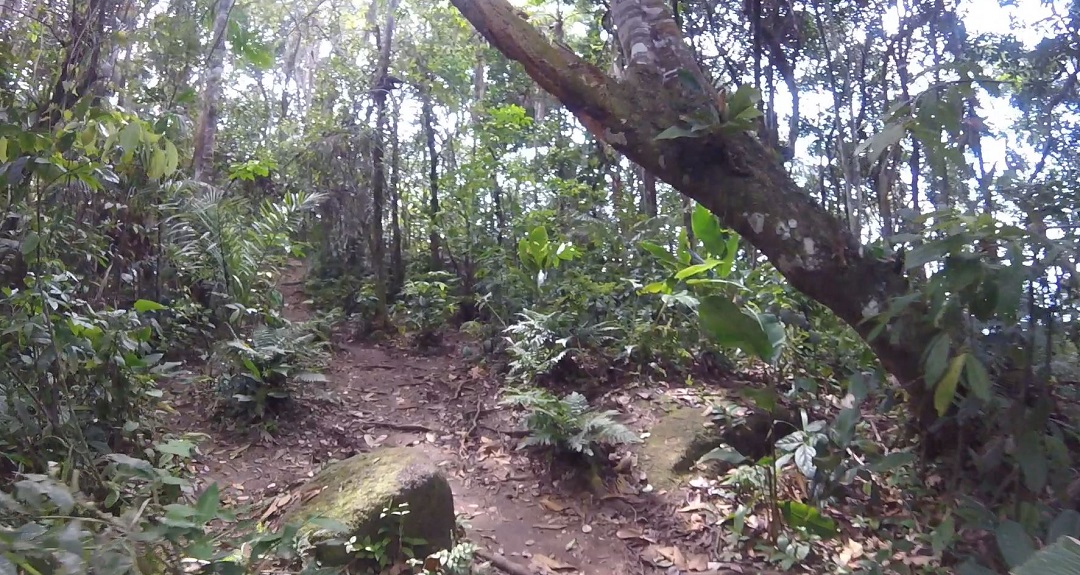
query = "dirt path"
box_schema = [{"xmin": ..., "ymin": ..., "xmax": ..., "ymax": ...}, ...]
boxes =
[{"xmin": 170, "ymin": 262, "xmax": 722, "ymax": 575}]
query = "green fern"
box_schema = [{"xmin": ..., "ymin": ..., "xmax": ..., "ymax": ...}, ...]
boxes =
[
  {"xmin": 163, "ymin": 187, "xmax": 324, "ymax": 309},
  {"xmin": 501, "ymin": 388, "xmax": 639, "ymax": 457},
  {"xmin": 215, "ymin": 323, "xmax": 329, "ymax": 419}
]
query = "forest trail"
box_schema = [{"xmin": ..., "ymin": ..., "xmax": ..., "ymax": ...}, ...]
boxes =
[{"xmin": 170, "ymin": 261, "xmax": 712, "ymax": 575}]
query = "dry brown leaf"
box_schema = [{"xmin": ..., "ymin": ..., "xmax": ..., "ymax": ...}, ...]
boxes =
[
  {"xmin": 259, "ymin": 493, "xmax": 293, "ymax": 523},
  {"xmin": 529, "ymin": 554, "xmax": 576, "ymax": 572},
  {"xmin": 686, "ymin": 553, "xmax": 710, "ymax": 571},
  {"xmin": 535, "ymin": 523, "xmax": 568, "ymax": 530},
  {"xmin": 616, "ymin": 528, "xmax": 656, "ymax": 543},
  {"xmin": 539, "ymin": 496, "xmax": 569, "ymax": 513},
  {"xmin": 657, "ymin": 546, "xmax": 689, "ymax": 570},
  {"xmin": 678, "ymin": 499, "xmax": 712, "ymax": 512}
]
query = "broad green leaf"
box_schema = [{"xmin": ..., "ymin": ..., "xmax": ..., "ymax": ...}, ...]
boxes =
[
  {"xmin": 1015, "ymin": 431, "xmax": 1048, "ymax": 492},
  {"xmin": 148, "ymin": 146, "xmax": 167, "ymax": 179},
  {"xmin": 868, "ymin": 451, "xmax": 916, "ymax": 473},
  {"xmin": 674, "ymin": 259, "xmax": 721, "ymax": 280},
  {"xmin": 20, "ymin": 230, "xmax": 40, "ymax": 255},
  {"xmin": 1012, "ymin": 536, "xmax": 1080, "ymax": 575},
  {"xmin": 963, "ymin": 355, "xmax": 992, "ymax": 401},
  {"xmin": 727, "ymin": 84, "xmax": 762, "ymax": 117},
  {"xmin": 698, "ymin": 447, "xmax": 747, "ymax": 465},
  {"xmin": 905, "ymin": 242, "xmax": 945, "ymax": 270},
  {"xmin": 156, "ymin": 439, "xmax": 196, "ymax": 458},
  {"xmin": 119, "ymin": 121, "xmax": 141, "ymax": 162},
  {"xmin": 527, "ymin": 225, "xmax": 548, "ymax": 245},
  {"xmin": 655, "ymin": 125, "xmax": 699, "ymax": 140},
  {"xmin": 760, "ymin": 313, "xmax": 786, "ymax": 363},
  {"xmin": 164, "ymin": 140, "xmax": 179, "ymax": 175},
  {"xmin": 133, "ymin": 299, "xmax": 167, "ymax": 312},
  {"xmin": 639, "ymin": 281, "xmax": 672, "ymax": 295},
  {"xmin": 0, "ymin": 137, "xmax": 7, "ymax": 161},
  {"xmin": 1048, "ymin": 511, "xmax": 1080, "ymax": 545},
  {"xmin": 698, "ymin": 296, "xmax": 773, "ymax": 362},
  {"xmin": 923, "ymin": 333, "xmax": 951, "ymax": 389},
  {"xmin": 933, "ymin": 353, "xmax": 966, "ymax": 416},
  {"xmin": 691, "ymin": 204, "xmax": 732, "ymax": 259},
  {"xmin": 794, "ymin": 444, "xmax": 816, "ymax": 479},
  {"xmin": 640, "ymin": 241, "xmax": 680, "ymax": 269},
  {"xmin": 856, "ymin": 121, "xmax": 908, "ymax": 159},
  {"xmin": 195, "ymin": 483, "xmax": 220, "ymax": 521},
  {"xmin": 779, "ymin": 500, "xmax": 837, "ymax": 538},
  {"xmin": 996, "ymin": 519, "xmax": 1035, "ymax": 568}
]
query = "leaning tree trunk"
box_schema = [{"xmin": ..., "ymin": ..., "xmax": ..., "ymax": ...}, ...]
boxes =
[
  {"xmin": 192, "ymin": 0, "xmax": 234, "ymax": 183},
  {"xmin": 448, "ymin": 0, "xmax": 940, "ymax": 434}
]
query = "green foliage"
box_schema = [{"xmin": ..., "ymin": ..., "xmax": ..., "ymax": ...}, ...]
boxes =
[
  {"xmin": 500, "ymin": 388, "xmax": 640, "ymax": 457},
  {"xmin": 640, "ymin": 204, "xmax": 785, "ymax": 364},
  {"xmin": 502, "ymin": 308, "xmax": 576, "ymax": 385},
  {"xmin": 516, "ymin": 225, "xmax": 579, "ymax": 294},
  {"xmin": 214, "ymin": 323, "xmax": 329, "ymax": 419},
  {"xmin": 164, "ymin": 187, "xmax": 324, "ymax": 315},
  {"xmin": 393, "ymin": 272, "xmax": 458, "ymax": 347}
]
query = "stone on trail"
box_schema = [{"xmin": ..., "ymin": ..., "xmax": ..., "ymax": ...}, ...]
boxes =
[
  {"xmin": 283, "ymin": 446, "xmax": 455, "ymax": 566},
  {"xmin": 640, "ymin": 405, "xmax": 796, "ymax": 489}
]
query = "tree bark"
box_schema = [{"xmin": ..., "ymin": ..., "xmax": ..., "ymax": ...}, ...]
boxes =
[
  {"xmin": 369, "ymin": 0, "xmax": 402, "ymax": 327},
  {"xmin": 192, "ymin": 0, "xmax": 234, "ymax": 183},
  {"xmin": 420, "ymin": 77, "xmax": 442, "ymax": 270},
  {"xmin": 448, "ymin": 0, "xmax": 935, "ymax": 425},
  {"xmin": 389, "ymin": 93, "xmax": 404, "ymax": 298}
]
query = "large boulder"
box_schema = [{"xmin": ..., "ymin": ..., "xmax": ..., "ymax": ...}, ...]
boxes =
[
  {"xmin": 283, "ymin": 446, "xmax": 455, "ymax": 567},
  {"xmin": 640, "ymin": 404, "xmax": 797, "ymax": 489}
]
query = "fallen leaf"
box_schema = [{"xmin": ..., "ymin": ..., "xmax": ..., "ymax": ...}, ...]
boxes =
[
  {"xmin": 616, "ymin": 528, "xmax": 656, "ymax": 543},
  {"xmin": 687, "ymin": 553, "xmax": 709, "ymax": 571},
  {"xmin": 530, "ymin": 554, "xmax": 576, "ymax": 572},
  {"xmin": 657, "ymin": 546, "xmax": 688, "ymax": 570},
  {"xmin": 535, "ymin": 523, "xmax": 568, "ymax": 530},
  {"xmin": 539, "ymin": 496, "xmax": 569, "ymax": 513}
]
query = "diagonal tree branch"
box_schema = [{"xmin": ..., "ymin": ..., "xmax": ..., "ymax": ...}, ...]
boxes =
[{"xmin": 450, "ymin": 0, "xmax": 933, "ymax": 415}]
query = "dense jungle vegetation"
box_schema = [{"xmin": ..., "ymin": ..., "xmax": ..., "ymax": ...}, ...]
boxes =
[{"xmin": 2, "ymin": 0, "xmax": 1080, "ymax": 573}]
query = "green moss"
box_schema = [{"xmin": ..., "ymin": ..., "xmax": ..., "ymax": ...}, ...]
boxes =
[
  {"xmin": 285, "ymin": 446, "xmax": 455, "ymax": 566},
  {"xmin": 640, "ymin": 406, "xmax": 721, "ymax": 490}
]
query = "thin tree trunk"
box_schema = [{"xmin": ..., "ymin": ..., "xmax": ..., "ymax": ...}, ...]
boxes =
[
  {"xmin": 421, "ymin": 77, "xmax": 442, "ymax": 270},
  {"xmin": 389, "ymin": 94, "xmax": 404, "ymax": 298},
  {"xmin": 192, "ymin": 0, "xmax": 234, "ymax": 182},
  {"xmin": 641, "ymin": 167, "xmax": 657, "ymax": 217},
  {"xmin": 369, "ymin": 0, "xmax": 402, "ymax": 327}
]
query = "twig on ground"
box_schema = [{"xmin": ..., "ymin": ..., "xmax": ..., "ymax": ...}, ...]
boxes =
[
  {"xmin": 475, "ymin": 548, "xmax": 535, "ymax": 575},
  {"xmin": 466, "ymin": 396, "xmax": 485, "ymax": 437},
  {"xmin": 363, "ymin": 421, "xmax": 444, "ymax": 434},
  {"xmin": 479, "ymin": 424, "xmax": 529, "ymax": 438}
]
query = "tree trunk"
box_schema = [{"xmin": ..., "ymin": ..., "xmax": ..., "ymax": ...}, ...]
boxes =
[
  {"xmin": 369, "ymin": 0, "xmax": 402, "ymax": 327},
  {"xmin": 421, "ymin": 78, "xmax": 442, "ymax": 270},
  {"xmin": 641, "ymin": 167, "xmax": 657, "ymax": 217},
  {"xmin": 449, "ymin": 0, "xmax": 938, "ymax": 431},
  {"xmin": 192, "ymin": 0, "xmax": 234, "ymax": 183},
  {"xmin": 389, "ymin": 93, "xmax": 404, "ymax": 298}
]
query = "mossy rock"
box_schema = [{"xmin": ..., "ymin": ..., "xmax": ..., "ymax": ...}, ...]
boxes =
[
  {"xmin": 640, "ymin": 406, "xmax": 718, "ymax": 490},
  {"xmin": 640, "ymin": 405, "xmax": 798, "ymax": 489},
  {"xmin": 284, "ymin": 446, "xmax": 455, "ymax": 566}
]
